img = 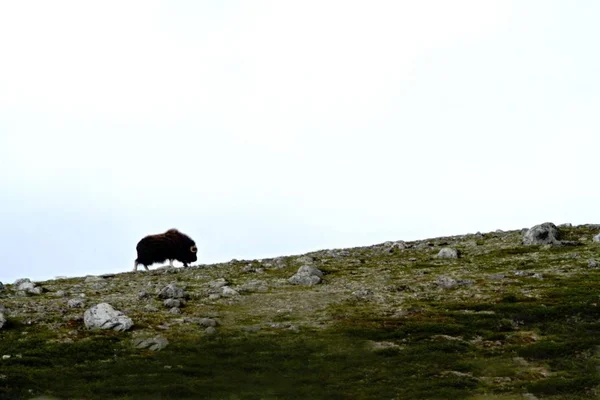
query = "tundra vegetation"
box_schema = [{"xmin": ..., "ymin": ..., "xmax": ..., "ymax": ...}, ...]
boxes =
[{"xmin": 1, "ymin": 223, "xmax": 600, "ymax": 399}]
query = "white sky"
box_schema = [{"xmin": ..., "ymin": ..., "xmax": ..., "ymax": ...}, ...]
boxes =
[{"xmin": 1, "ymin": 1, "xmax": 599, "ymax": 283}]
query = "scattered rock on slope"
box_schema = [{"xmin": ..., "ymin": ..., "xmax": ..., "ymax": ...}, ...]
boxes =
[
  {"xmin": 289, "ymin": 265, "xmax": 323, "ymax": 286},
  {"xmin": 13, "ymin": 278, "xmax": 43, "ymax": 295},
  {"xmin": 436, "ymin": 248, "xmax": 460, "ymax": 259},
  {"xmin": 132, "ymin": 336, "xmax": 169, "ymax": 351},
  {"xmin": 158, "ymin": 282, "xmax": 187, "ymax": 299},
  {"xmin": 522, "ymin": 222, "xmax": 562, "ymax": 245},
  {"xmin": 84, "ymin": 303, "xmax": 133, "ymax": 331}
]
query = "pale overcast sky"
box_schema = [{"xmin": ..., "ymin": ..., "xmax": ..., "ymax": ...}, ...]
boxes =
[{"xmin": 1, "ymin": 1, "xmax": 599, "ymax": 283}]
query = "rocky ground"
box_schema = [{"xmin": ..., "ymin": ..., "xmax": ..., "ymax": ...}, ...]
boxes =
[{"xmin": 1, "ymin": 222, "xmax": 600, "ymax": 399}]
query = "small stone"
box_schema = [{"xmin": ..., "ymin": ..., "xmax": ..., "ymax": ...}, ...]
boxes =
[
  {"xmin": 288, "ymin": 274, "xmax": 321, "ymax": 286},
  {"xmin": 205, "ymin": 327, "xmax": 217, "ymax": 335},
  {"xmin": 54, "ymin": 290, "xmax": 67, "ymax": 297},
  {"xmin": 436, "ymin": 276, "xmax": 457, "ymax": 289},
  {"xmin": 221, "ymin": 286, "xmax": 240, "ymax": 297},
  {"xmin": 352, "ymin": 289, "xmax": 374, "ymax": 299},
  {"xmin": 133, "ymin": 336, "xmax": 169, "ymax": 351},
  {"xmin": 0, "ymin": 312, "xmax": 6, "ymax": 330},
  {"xmin": 169, "ymin": 307, "xmax": 181, "ymax": 314},
  {"xmin": 198, "ymin": 318, "xmax": 218, "ymax": 327},
  {"xmin": 163, "ymin": 299, "xmax": 182, "ymax": 308},
  {"xmin": 588, "ymin": 259, "xmax": 598, "ymax": 268},
  {"xmin": 67, "ymin": 299, "xmax": 86, "ymax": 309},
  {"xmin": 207, "ymin": 278, "xmax": 228, "ymax": 289},
  {"xmin": 138, "ymin": 290, "xmax": 149, "ymax": 299},
  {"xmin": 208, "ymin": 294, "xmax": 221, "ymax": 300},
  {"xmin": 143, "ymin": 305, "xmax": 159, "ymax": 313}
]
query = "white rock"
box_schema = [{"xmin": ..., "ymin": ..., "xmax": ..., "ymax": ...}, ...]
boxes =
[
  {"xmin": 437, "ymin": 248, "xmax": 460, "ymax": 259},
  {"xmin": 84, "ymin": 303, "xmax": 133, "ymax": 331},
  {"xmin": 0, "ymin": 312, "xmax": 6, "ymax": 330},
  {"xmin": 593, "ymin": 233, "xmax": 600, "ymax": 243}
]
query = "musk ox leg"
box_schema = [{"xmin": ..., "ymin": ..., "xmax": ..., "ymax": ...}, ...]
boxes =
[
  {"xmin": 169, "ymin": 259, "xmax": 174, "ymax": 267},
  {"xmin": 134, "ymin": 260, "xmax": 149, "ymax": 272}
]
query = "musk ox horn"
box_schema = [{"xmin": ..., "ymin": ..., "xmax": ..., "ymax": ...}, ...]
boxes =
[{"xmin": 190, "ymin": 245, "xmax": 197, "ymax": 253}]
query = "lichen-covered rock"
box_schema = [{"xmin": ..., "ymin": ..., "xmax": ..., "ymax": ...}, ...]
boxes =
[
  {"xmin": 132, "ymin": 336, "xmax": 169, "ymax": 351},
  {"xmin": 12, "ymin": 278, "xmax": 43, "ymax": 295},
  {"xmin": 221, "ymin": 286, "xmax": 240, "ymax": 297},
  {"xmin": 522, "ymin": 222, "xmax": 562, "ymax": 245},
  {"xmin": 84, "ymin": 303, "xmax": 133, "ymax": 331},
  {"xmin": 67, "ymin": 299, "xmax": 85, "ymax": 309},
  {"xmin": 289, "ymin": 265, "xmax": 324, "ymax": 286},
  {"xmin": 158, "ymin": 282, "xmax": 187, "ymax": 299},
  {"xmin": 198, "ymin": 318, "xmax": 218, "ymax": 327},
  {"xmin": 163, "ymin": 298, "xmax": 182, "ymax": 308},
  {"xmin": 436, "ymin": 276, "xmax": 473, "ymax": 289},
  {"xmin": 437, "ymin": 248, "xmax": 460, "ymax": 259},
  {"xmin": 289, "ymin": 274, "xmax": 321, "ymax": 286},
  {"xmin": 207, "ymin": 278, "xmax": 228, "ymax": 289},
  {"xmin": 297, "ymin": 265, "xmax": 323, "ymax": 278}
]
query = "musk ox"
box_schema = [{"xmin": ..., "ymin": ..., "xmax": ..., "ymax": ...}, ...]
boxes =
[{"xmin": 134, "ymin": 229, "xmax": 198, "ymax": 271}]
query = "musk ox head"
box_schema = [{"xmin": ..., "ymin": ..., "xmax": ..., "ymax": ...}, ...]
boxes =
[{"xmin": 133, "ymin": 228, "xmax": 198, "ymax": 271}]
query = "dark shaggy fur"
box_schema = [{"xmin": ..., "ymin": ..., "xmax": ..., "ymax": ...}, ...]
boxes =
[{"xmin": 134, "ymin": 228, "xmax": 198, "ymax": 271}]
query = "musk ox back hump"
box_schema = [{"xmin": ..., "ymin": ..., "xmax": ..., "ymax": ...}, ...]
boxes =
[{"xmin": 135, "ymin": 228, "xmax": 198, "ymax": 269}]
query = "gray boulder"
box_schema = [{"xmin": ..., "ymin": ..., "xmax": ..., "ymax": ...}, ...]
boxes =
[
  {"xmin": 522, "ymin": 222, "xmax": 562, "ymax": 245},
  {"xmin": 158, "ymin": 282, "xmax": 187, "ymax": 299},
  {"xmin": 0, "ymin": 282, "xmax": 5, "ymax": 292},
  {"xmin": 594, "ymin": 233, "xmax": 600, "ymax": 243},
  {"xmin": 289, "ymin": 265, "xmax": 324, "ymax": 286},
  {"xmin": 13, "ymin": 278, "xmax": 43, "ymax": 295},
  {"xmin": 0, "ymin": 312, "xmax": 6, "ymax": 330},
  {"xmin": 84, "ymin": 303, "xmax": 133, "ymax": 331},
  {"xmin": 437, "ymin": 248, "xmax": 460, "ymax": 259}
]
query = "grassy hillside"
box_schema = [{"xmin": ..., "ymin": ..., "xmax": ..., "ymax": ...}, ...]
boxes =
[{"xmin": 1, "ymin": 223, "xmax": 600, "ymax": 399}]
